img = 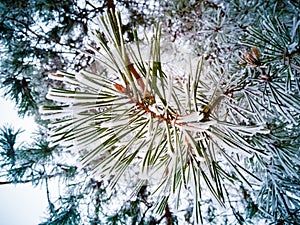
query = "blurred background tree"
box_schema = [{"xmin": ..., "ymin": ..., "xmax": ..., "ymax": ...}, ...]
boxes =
[{"xmin": 0, "ymin": 0, "xmax": 299, "ymax": 224}]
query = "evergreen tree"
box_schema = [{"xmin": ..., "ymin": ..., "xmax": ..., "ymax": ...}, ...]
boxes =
[
  {"xmin": 42, "ymin": 4, "xmax": 300, "ymax": 224},
  {"xmin": 0, "ymin": 0, "xmax": 299, "ymax": 224}
]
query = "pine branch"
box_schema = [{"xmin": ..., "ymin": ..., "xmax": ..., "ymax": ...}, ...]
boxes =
[
  {"xmin": 0, "ymin": 174, "xmax": 55, "ymax": 186},
  {"xmin": 165, "ymin": 204, "xmax": 173, "ymax": 225}
]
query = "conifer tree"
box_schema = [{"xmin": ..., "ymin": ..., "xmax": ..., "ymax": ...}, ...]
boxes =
[
  {"xmin": 42, "ymin": 3, "xmax": 300, "ymax": 224},
  {"xmin": 0, "ymin": 0, "xmax": 299, "ymax": 224}
]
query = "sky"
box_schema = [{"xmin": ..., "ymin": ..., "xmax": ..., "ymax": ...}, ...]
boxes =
[{"xmin": 0, "ymin": 92, "xmax": 48, "ymax": 225}]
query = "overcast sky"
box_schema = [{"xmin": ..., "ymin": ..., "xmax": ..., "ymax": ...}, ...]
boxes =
[{"xmin": 0, "ymin": 92, "xmax": 48, "ymax": 225}]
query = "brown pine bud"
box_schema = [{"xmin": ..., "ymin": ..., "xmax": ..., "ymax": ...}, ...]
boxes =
[
  {"xmin": 252, "ymin": 47, "xmax": 259, "ymax": 59},
  {"xmin": 113, "ymin": 83, "xmax": 127, "ymax": 93}
]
